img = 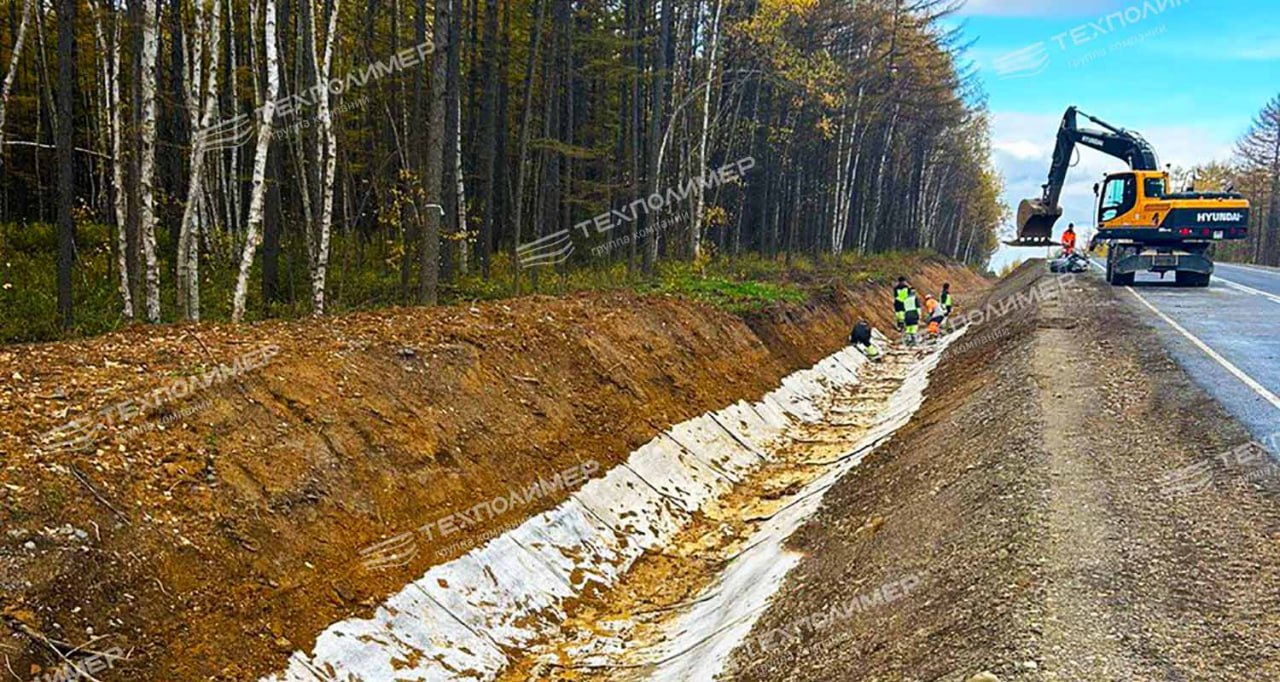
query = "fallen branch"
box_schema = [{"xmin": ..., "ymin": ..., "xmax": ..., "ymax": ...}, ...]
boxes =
[
  {"xmin": 2, "ymin": 139, "xmax": 113, "ymax": 160},
  {"xmin": 69, "ymin": 465, "xmax": 130, "ymax": 525}
]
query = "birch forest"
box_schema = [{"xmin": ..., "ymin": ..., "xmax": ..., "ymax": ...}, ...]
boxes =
[{"xmin": 0, "ymin": 0, "xmax": 1004, "ymax": 339}]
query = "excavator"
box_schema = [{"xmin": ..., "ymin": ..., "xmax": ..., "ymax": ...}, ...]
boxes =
[{"xmin": 1011, "ymin": 106, "xmax": 1250, "ymax": 287}]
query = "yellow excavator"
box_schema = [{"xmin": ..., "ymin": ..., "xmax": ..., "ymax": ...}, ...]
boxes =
[{"xmin": 1012, "ymin": 106, "xmax": 1250, "ymax": 287}]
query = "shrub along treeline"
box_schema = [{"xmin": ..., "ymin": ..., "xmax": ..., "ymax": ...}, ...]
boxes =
[{"xmin": 0, "ymin": 0, "xmax": 1000, "ymax": 341}]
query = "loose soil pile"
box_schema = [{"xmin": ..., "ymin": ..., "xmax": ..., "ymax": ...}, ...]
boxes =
[{"xmin": 0, "ymin": 261, "xmax": 982, "ymax": 680}]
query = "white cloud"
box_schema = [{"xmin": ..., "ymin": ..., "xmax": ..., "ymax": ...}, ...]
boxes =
[{"xmin": 957, "ymin": 0, "xmax": 1125, "ymax": 18}]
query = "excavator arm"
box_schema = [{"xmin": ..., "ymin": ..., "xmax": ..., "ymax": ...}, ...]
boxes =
[{"xmin": 1009, "ymin": 106, "xmax": 1161, "ymax": 246}]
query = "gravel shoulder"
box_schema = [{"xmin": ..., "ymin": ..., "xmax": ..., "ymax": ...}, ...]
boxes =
[{"xmin": 725, "ymin": 263, "xmax": 1280, "ymax": 681}]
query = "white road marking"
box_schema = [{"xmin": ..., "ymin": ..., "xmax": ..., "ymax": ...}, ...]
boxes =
[
  {"xmin": 1214, "ymin": 275, "xmax": 1280, "ymax": 306},
  {"xmin": 1126, "ymin": 286, "xmax": 1280, "ymax": 411},
  {"xmin": 1219, "ymin": 262, "xmax": 1280, "ymax": 277}
]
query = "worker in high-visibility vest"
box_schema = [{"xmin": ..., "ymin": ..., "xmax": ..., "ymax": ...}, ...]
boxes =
[
  {"xmin": 893, "ymin": 277, "xmax": 910, "ymax": 331},
  {"xmin": 939, "ymin": 282, "xmax": 957, "ymax": 331},
  {"xmin": 924, "ymin": 294, "xmax": 943, "ymax": 339},
  {"xmin": 902, "ymin": 289, "xmax": 921, "ymax": 345},
  {"xmin": 850, "ymin": 319, "xmax": 882, "ymax": 361},
  {"xmin": 1062, "ymin": 224, "xmax": 1077, "ymax": 256}
]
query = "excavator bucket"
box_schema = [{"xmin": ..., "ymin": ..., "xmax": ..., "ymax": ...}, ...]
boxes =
[{"xmin": 1005, "ymin": 198, "xmax": 1063, "ymax": 247}]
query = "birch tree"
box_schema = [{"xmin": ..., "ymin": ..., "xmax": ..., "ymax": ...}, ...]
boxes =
[
  {"xmin": 690, "ymin": 0, "xmax": 722, "ymax": 260},
  {"xmin": 232, "ymin": 0, "xmax": 280, "ymax": 322},
  {"xmin": 139, "ymin": 0, "xmax": 161, "ymax": 323},
  {"xmin": 177, "ymin": 0, "xmax": 223, "ymax": 320},
  {"xmin": 85, "ymin": 0, "xmax": 133, "ymax": 319},
  {"xmin": 308, "ymin": 0, "xmax": 341, "ymax": 316},
  {"xmin": 0, "ymin": 0, "xmax": 32, "ymax": 157}
]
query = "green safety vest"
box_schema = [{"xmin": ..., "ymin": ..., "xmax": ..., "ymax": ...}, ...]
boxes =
[
  {"xmin": 903, "ymin": 294, "xmax": 918, "ymax": 313},
  {"xmin": 941, "ymin": 292, "xmax": 953, "ymax": 308},
  {"xmin": 895, "ymin": 286, "xmax": 909, "ymax": 303}
]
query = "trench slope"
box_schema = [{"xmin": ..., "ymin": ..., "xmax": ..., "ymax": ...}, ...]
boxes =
[{"xmin": 0, "ymin": 262, "xmax": 986, "ymax": 681}]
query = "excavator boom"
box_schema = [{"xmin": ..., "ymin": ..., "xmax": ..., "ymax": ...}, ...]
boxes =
[{"xmin": 1009, "ymin": 106, "xmax": 1160, "ymax": 246}]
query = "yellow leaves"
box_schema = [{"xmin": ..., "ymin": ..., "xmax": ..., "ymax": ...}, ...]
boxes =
[
  {"xmin": 816, "ymin": 116, "xmax": 834, "ymax": 139},
  {"xmin": 760, "ymin": 0, "xmax": 818, "ymax": 19},
  {"xmin": 704, "ymin": 205, "xmax": 729, "ymax": 228}
]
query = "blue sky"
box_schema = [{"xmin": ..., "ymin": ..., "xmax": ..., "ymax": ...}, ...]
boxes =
[{"xmin": 949, "ymin": 0, "xmax": 1280, "ymax": 271}]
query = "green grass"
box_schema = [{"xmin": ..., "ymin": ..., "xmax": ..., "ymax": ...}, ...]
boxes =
[
  {"xmin": 641, "ymin": 263, "xmax": 808, "ymax": 312},
  {"xmin": 0, "ymin": 220, "xmax": 953, "ymax": 344}
]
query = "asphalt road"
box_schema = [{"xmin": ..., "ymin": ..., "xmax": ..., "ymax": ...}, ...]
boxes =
[{"xmin": 1101, "ymin": 260, "xmax": 1280, "ymax": 453}]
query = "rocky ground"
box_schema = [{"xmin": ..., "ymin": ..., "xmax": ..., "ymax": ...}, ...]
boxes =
[{"xmin": 725, "ymin": 263, "xmax": 1280, "ymax": 681}]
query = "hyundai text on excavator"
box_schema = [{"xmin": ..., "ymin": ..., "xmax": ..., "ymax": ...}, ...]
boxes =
[{"xmin": 1011, "ymin": 106, "xmax": 1250, "ymax": 287}]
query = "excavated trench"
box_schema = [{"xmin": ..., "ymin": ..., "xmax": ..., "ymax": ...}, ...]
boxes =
[
  {"xmin": 262, "ymin": 330, "xmax": 963, "ymax": 681},
  {"xmin": 0, "ymin": 261, "xmax": 986, "ymax": 681}
]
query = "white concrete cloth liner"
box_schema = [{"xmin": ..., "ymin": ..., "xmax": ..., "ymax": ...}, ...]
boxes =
[
  {"xmin": 639, "ymin": 328, "xmax": 965, "ymax": 681},
  {"xmin": 261, "ymin": 331, "xmax": 947, "ymax": 682}
]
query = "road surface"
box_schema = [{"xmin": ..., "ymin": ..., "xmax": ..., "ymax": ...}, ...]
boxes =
[{"xmin": 1110, "ymin": 261, "xmax": 1280, "ymax": 453}]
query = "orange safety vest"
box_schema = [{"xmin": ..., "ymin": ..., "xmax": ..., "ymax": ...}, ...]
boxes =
[{"xmin": 1063, "ymin": 231, "xmax": 1077, "ymax": 251}]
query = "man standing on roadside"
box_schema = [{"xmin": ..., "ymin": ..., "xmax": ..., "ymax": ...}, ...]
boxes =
[
  {"xmin": 893, "ymin": 276, "xmax": 910, "ymax": 331},
  {"xmin": 940, "ymin": 282, "xmax": 957, "ymax": 330},
  {"xmin": 902, "ymin": 288, "xmax": 921, "ymax": 346}
]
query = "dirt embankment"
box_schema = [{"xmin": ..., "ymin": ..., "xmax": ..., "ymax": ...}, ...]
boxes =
[
  {"xmin": 0, "ymin": 261, "xmax": 983, "ymax": 680},
  {"xmin": 727, "ymin": 262, "xmax": 1280, "ymax": 681}
]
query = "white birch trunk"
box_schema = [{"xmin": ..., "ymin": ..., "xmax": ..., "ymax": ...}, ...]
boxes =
[
  {"xmin": 456, "ymin": 95, "xmax": 468, "ymax": 275},
  {"xmin": 830, "ymin": 108, "xmax": 846, "ymax": 253},
  {"xmin": 178, "ymin": 0, "xmax": 223, "ymax": 320},
  {"xmin": 140, "ymin": 0, "xmax": 161, "ymax": 322},
  {"xmin": 232, "ymin": 0, "xmax": 280, "ymax": 322},
  {"xmin": 0, "ymin": 0, "xmax": 33, "ymax": 157},
  {"xmin": 108, "ymin": 4, "xmax": 132, "ymax": 319},
  {"xmin": 690, "ymin": 0, "xmax": 722, "ymax": 261},
  {"xmin": 309, "ymin": 0, "xmax": 341, "ymax": 316},
  {"xmin": 87, "ymin": 0, "xmax": 133, "ymax": 319}
]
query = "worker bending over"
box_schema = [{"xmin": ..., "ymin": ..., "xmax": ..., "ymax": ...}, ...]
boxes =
[
  {"xmin": 850, "ymin": 319, "xmax": 882, "ymax": 361},
  {"xmin": 924, "ymin": 294, "xmax": 945, "ymax": 340}
]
